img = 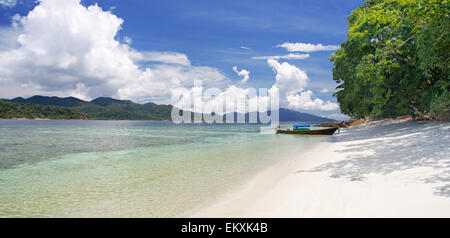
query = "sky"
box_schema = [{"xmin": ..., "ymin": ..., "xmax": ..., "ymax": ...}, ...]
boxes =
[{"xmin": 0, "ymin": 0, "xmax": 362, "ymax": 120}]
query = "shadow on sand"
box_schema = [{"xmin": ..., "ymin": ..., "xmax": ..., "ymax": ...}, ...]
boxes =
[{"xmin": 299, "ymin": 120, "xmax": 450, "ymax": 197}]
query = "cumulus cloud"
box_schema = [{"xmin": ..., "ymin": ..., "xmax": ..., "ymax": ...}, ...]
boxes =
[
  {"xmin": 267, "ymin": 59, "xmax": 338, "ymax": 111},
  {"xmin": 0, "ymin": 0, "xmax": 16, "ymax": 7},
  {"xmin": 172, "ymin": 84, "xmax": 276, "ymax": 117},
  {"xmin": 174, "ymin": 58, "xmax": 339, "ymax": 114},
  {"xmin": 0, "ymin": 0, "xmax": 224, "ymax": 101},
  {"xmin": 252, "ymin": 53, "xmax": 310, "ymax": 60},
  {"xmin": 267, "ymin": 59, "xmax": 308, "ymax": 96},
  {"xmin": 174, "ymin": 59, "xmax": 338, "ymax": 114},
  {"xmin": 232, "ymin": 66, "xmax": 250, "ymax": 83},
  {"xmin": 286, "ymin": 90, "xmax": 339, "ymax": 111},
  {"xmin": 174, "ymin": 85, "xmax": 250, "ymax": 114},
  {"xmin": 119, "ymin": 64, "xmax": 225, "ymax": 101},
  {"xmin": 277, "ymin": 42, "xmax": 340, "ymax": 52}
]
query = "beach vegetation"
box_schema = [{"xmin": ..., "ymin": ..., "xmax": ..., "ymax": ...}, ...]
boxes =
[{"xmin": 330, "ymin": 0, "xmax": 449, "ymax": 121}]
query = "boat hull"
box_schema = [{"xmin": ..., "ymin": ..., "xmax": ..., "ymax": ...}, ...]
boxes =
[{"xmin": 276, "ymin": 127, "xmax": 338, "ymax": 135}]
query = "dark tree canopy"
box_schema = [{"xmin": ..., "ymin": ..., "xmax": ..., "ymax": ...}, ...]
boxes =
[
  {"xmin": 0, "ymin": 100, "xmax": 89, "ymax": 119},
  {"xmin": 330, "ymin": 0, "xmax": 449, "ymax": 120}
]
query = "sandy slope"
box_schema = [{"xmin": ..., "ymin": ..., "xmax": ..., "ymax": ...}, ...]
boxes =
[{"xmin": 193, "ymin": 120, "xmax": 450, "ymax": 217}]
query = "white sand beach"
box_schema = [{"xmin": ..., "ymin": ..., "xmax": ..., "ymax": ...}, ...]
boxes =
[{"xmin": 193, "ymin": 120, "xmax": 450, "ymax": 217}]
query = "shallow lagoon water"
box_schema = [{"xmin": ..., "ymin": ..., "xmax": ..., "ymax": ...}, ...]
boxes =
[{"xmin": 0, "ymin": 120, "xmax": 326, "ymax": 217}]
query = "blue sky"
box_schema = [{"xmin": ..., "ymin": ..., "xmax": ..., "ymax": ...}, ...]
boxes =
[
  {"xmin": 87, "ymin": 0, "xmax": 359, "ymax": 90},
  {"xmin": 0, "ymin": 0, "xmax": 362, "ymax": 119}
]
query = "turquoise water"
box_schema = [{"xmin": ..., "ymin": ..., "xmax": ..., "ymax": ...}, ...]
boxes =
[{"xmin": 0, "ymin": 119, "xmax": 326, "ymax": 217}]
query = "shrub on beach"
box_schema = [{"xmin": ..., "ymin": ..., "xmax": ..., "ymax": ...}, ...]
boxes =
[{"xmin": 430, "ymin": 91, "xmax": 450, "ymax": 122}]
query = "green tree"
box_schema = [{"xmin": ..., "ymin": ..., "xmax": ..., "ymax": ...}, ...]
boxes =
[
  {"xmin": 0, "ymin": 100, "xmax": 89, "ymax": 119},
  {"xmin": 330, "ymin": 0, "xmax": 449, "ymax": 120}
]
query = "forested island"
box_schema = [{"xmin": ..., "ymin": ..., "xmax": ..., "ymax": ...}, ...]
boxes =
[
  {"xmin": 0, "ymin": 99, "xmax": 89, "ymax": 120},
  {"xmin": 0, "ymin": 96, "xmax": 173, "ymax": 120},
  {"xmin": 0, "ymin": 96, "xmax": 335, "ymax": 122},
  {"xmin": 330, "ymin": 0, "xmax": 449, "ymax": 121}
]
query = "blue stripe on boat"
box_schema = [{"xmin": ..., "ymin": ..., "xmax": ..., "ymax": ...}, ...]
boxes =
[{"xmin": 293, "ymin": 124, "xmax": 310, "ymax": 127}]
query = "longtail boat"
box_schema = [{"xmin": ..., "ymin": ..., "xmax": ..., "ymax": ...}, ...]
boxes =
[{"xmin": 276, "ymin": 125, "xmax": 338, "ymax": 135}]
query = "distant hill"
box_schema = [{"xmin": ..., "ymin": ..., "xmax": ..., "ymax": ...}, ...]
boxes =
[
  {"xmin": 75, "ymin": 99, "xmax": 173, "ymax": 120},
  {"xmin": 0, "ymin": 99, "xmax": 89, "ymax": 119},
  {"xmin": 90, "ymin": 97, "xmax": 133, "ymax": 107},
  {"xmin": 11, "ymin": 95, "xmax": 88, "ymax": 107},
  {"xmin": 7, "ymin": 95, "xmax": 174, "ymax": 120},
  {"xmin": 278, "ymin": 108, "xmax": 335, "ymax": 123},
  {"xmin": 2, "ymin": 95, "xmax": 337, "ymax": 122},
  {"xmin": 223, "ymin": 108, "xmax": 336, "ymax": 123}
]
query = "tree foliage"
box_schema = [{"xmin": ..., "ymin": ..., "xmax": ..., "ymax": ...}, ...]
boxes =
[
  {"xmin": 0, "ymin": 100, "xmax": 89, "ymax": 119},
  {"xmin": 330, "ymin": 0, "xmax": 449, "ymax": 120},
  {"xmin": 72, "ymin": 102, "xmax": 174, "ymax": 120}
]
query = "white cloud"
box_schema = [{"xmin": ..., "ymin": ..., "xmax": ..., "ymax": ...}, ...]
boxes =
[
  {"xmin": 252, "ymin": 53, "xmax": 309, "ymax": 60},
  {"xmin": 267, "ymin": 59, "xmax": 338, "ymax": 111},
  {"xmin": 0, "ymin": 26, "xmax": 20, "ymax": 50},
  {"xmin": 232, "ymin": 66, "xmax": 250, "ymax": 83},
  {"xmin": 0, "ymin": 0, "xmax": 224, "ymax": 101},
  {"xmin": 267, "ymin": 59, "xmax": 308, "ymax": 96},
  {"xmin": 172, "ymin": 85, "xmax": 272, "ymax": 115},
  {"xmin": 174, "ymin": 59, "xmax": 339, "ymax": 114},
  {"xmin": 118, "ymin": 64, "xmax": 225, "ymax": 102},
  {"xmin": 134, "ymin": 51, "xmax": 191, "ymax": 66},
  {"xmin": 0, "ymin": 0, "xmax": 16, "ymax": 7},
  {"xmin": 277, "ymin": 42, "xmax": 340, "ymax": 52},
  {"xmin": 240, "ymin": 46, "xmax": 250, "ymax": 50},
  {"xmin": 286, "ymin": 90, "xmax": 339, "ymax": 111},
  {"xmin": 123, "ymin": 36, "xmax": 132, "ymax": 45},
  {"xmin": 320, "ymin": 88, "xmax": 330, "ymax": 93},
  {"xmin": 326, "ymin": 113, "xmax": 350, "ymax": 121},
  {"xmin": 175, "ymin": 59, "xmax": 340, "ymax": 114}
]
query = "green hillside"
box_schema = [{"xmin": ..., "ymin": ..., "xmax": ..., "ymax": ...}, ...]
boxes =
[
  {"xmin": 0, "ymin": 100, "xmax": 89, "ymax": 119},
  {"xmin": 7, "ymin": 96, "xmax": 174, "ymax": 120},
  {"xmin": 73, "ymin": 101, "xmax": 173, "ymax": 120}
]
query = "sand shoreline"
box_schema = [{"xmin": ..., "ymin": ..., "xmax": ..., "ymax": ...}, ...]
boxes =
[{"xmin": 193, "ymin": 120, "xmax": 450, "ymax": 217}]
